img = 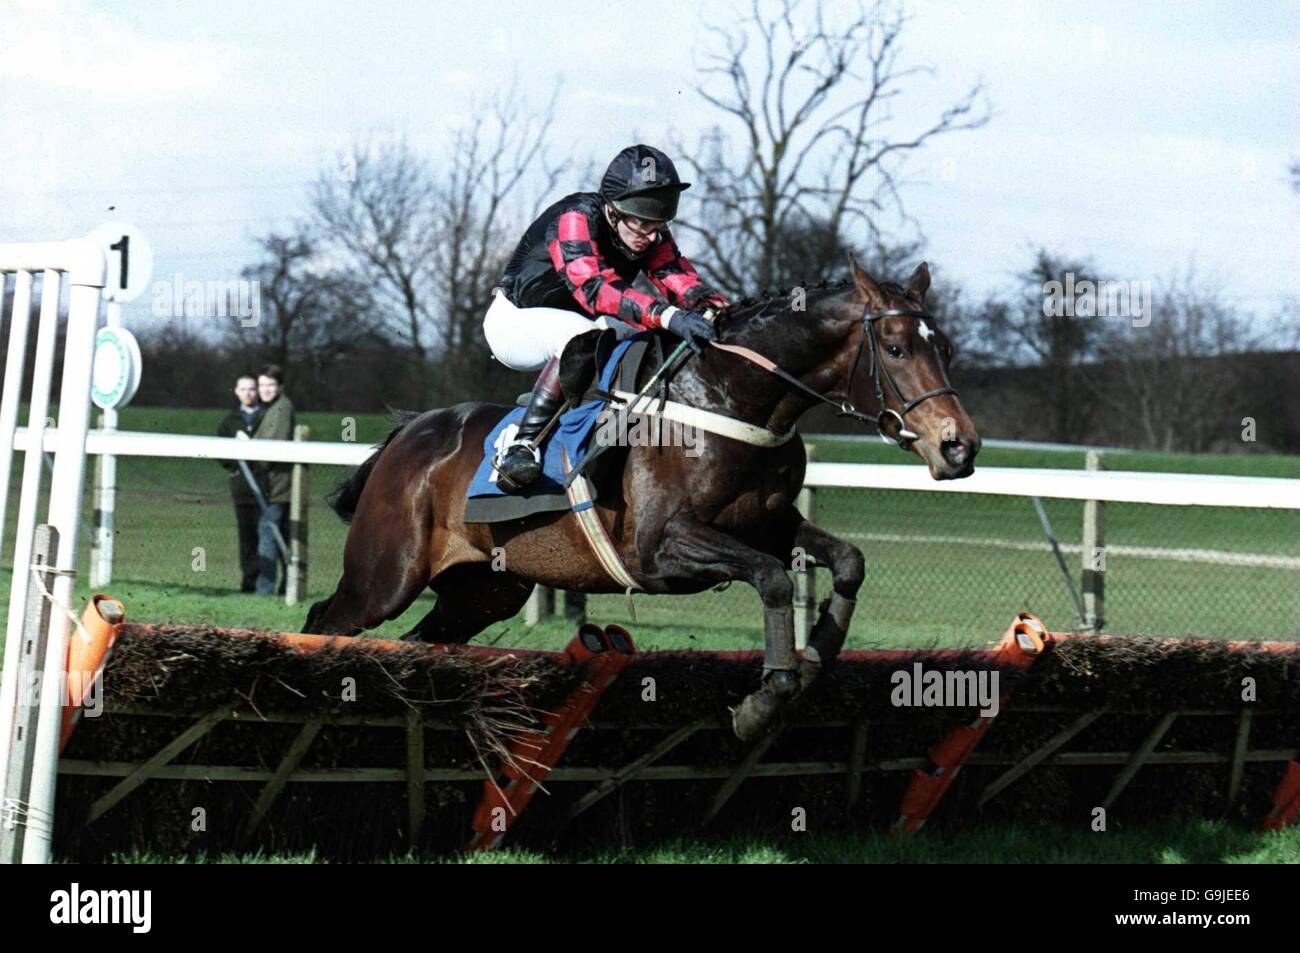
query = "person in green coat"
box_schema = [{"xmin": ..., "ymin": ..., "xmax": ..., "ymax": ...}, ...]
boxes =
[
  {"xmin": 216, "ymin": 374, "xmax": 264, "ymax": 591},
  {"xmin": 251, "ymin": 364, "xmax": 297, "ymax": 595}
]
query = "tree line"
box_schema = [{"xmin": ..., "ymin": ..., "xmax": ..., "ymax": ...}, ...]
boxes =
[{"xmin": 14, "ymin": 1, "xmax": 1300, "ymax": 452}]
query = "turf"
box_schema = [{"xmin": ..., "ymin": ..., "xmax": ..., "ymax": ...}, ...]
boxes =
[{"xmin": 91, "ymin": 823, "xmax": 1300, "ymax": 864}]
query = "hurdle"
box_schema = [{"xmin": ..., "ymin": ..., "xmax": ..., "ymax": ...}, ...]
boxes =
[
  {"xmin": 0, "ymin": 239, "xmax": 107, "ymax": 863},
  {"xmin": 49, "ymin": 610, "xmax": 1300, "ymax": 860}
]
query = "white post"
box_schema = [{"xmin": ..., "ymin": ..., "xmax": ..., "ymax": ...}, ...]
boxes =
[
  {"xmin": 0, "ymin": 270, "xmax": 66, "ymax": 815},
  {"xmin": 24, "ymin": 268, "xmax": 103, "ymax": 862},
  {"xmin": 794, "ymin": 443, "xmax": 817, "ymax": 650},
  {"xmin": 286, "ymin": 424, "xmax": 310, "ymax": 606},
  {"xmin": 89, "ymin": 301, "xmax": 120, "ymax": 588},
  {"xmin": 0, "ymin": 238, "xmax": 105, "ymax": 865},
  {"xmin": 0, "ymin": 525, "xmax": 57, "ymax": 863},
  {"xmin": 0, "ymin": 270, "xmax": 35, "ymax": 564},
  {"xmin": 1082, "ymin": 451, "xmax": 1106, "ymax": 634},
  {"xmin": 524, "ymin": 586, "xmax": 554, "ymax": 625}
]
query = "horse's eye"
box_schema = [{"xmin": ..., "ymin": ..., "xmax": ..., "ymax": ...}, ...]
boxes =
[{"xmin": 886, "ymin": 345, "xmax": 904, "ymax": 359}]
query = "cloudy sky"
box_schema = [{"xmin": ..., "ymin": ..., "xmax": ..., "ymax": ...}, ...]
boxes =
[{"xmin": 2, "ymin": 0, "xmax": 1297, "ymax": 329}]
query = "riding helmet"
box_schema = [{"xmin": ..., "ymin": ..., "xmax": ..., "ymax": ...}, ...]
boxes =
[{"xmin": 599, "ymin": 145, "xmax": 690, "ymax": 221}]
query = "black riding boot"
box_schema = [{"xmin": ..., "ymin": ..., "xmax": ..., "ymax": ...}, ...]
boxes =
[{"xmin": 494, "ymin": 356, "xmax": 564, "ymax": 489}]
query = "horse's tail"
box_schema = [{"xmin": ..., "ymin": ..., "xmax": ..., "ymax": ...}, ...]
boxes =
[{"xmin": 326, "ymin": 409, "xmax": 423, "ymax": 523}]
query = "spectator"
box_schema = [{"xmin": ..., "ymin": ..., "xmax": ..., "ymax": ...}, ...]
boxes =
[
  {"xmin": 217, "ymin": 374, "xmax": 264, "ymax": 592},
  {"xmin": 251, "ymin": 364, "xmax": 297, "ymax": 596}
]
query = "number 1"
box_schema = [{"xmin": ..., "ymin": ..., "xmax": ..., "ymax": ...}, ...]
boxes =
[{"xmin": 108, "ymin": 235, "xmax": 129, "ymax": 290}]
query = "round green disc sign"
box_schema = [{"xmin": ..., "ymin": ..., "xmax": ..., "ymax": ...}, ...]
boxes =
[{"xmin": 91, "ymin": 328, "xmax": 143, "ymax": 410}]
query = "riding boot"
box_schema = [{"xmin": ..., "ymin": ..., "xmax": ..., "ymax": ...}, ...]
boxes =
[{"xmin": 494, "ymin": 356, "xmax": 565, "ymax": 489}]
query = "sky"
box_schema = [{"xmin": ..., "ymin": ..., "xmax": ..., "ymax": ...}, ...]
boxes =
[{"xmin": 2, "ymin": 0, "xmax": 1297, "ymax": 331}]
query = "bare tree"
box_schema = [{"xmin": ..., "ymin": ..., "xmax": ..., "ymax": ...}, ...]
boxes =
[
  {"xmin": 982, "ymin": 249, "xmax": 1106, "ymax": 443},
  {"xmin": 1096, "ymin": 272, "xmax": 1261, "ymax": 452},
  {"xmin": 233, "ymin": 231, "xmax": 381, "ymax": 372},
  {"xmin": 310, "ymin": 138, "xmax": 441, "ymax": 360},
  {"xmin": 674, "ymin": 0, "xmax": 989, "ymax": 293},
  {"xmin": 925, "ymin": 280, "xmax": 1005, "ymax": 369},
  {"xmin": 428, "ymin": 83, "xmax": 568, "ymax": 402},
  {"xmin": 308, "ymin": 84, "xmax": 567, "ymax": 403}
]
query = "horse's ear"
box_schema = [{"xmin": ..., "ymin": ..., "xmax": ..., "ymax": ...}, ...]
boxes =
[
  {"xmin": 848, "ymin": 253, "xmax": 887, "ymax": 309},
  {"xmin": 907, "ymin": 261, "xmax": 931, "ymax": 302}
]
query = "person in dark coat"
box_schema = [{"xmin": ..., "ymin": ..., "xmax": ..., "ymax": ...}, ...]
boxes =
[
  {"xmin": 252, "ymin": 364, "xmax": 297, "ymax": 596},
  {"xmin": 216, "ymin": 374, "xmax": 264, "ymax": 591}
]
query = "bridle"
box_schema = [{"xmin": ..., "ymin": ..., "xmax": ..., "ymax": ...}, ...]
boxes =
[
  {"xmin": 839, "ymin": 307, "xmax": 958, "ymax": 448},
  {"xmin": 708, "ymin": 304, "xmax": 958, "ymax": 451}
]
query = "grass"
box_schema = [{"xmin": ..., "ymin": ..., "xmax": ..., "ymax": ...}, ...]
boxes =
[{"xmin": 92, "ymin": 822, "xmax": 1300, "ymax": 864}]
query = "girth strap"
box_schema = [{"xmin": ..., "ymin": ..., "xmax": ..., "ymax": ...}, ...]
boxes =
[{"xmin": 607, "ymin": 389, "xmax": 797, "ymax": 448}]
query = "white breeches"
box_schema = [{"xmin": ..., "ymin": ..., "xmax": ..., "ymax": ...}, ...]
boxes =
[{"xmin": 483, "ymin": 289, "xmax": 640, "ymax": 372}]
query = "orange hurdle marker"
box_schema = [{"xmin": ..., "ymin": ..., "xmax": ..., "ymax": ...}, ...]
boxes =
[
  {"xmin": 59, "ymin": 595, "xmax": 125, "ymax": 752},
  {"xmin": 893, "ymin": 612, "xmax": 1050, "ymax": 834},
  {"xmin": 467, "ymin": 623, "xmax": 636, "ymax": 851}
]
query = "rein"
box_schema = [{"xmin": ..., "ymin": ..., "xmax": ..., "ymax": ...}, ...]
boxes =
[{"xmin": 709, "ymin": 306, "xmax": 958, "ymax": 450}]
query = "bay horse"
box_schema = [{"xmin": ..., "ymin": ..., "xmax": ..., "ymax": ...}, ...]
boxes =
[{"xmin": 305, "ymin": 258, "xmax": 980, "ymax": 740}]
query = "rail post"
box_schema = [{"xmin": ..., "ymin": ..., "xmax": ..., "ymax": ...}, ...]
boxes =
[
  {"xmin": 88, "ymin": 410, "xmax": 117, "ymax": 588},
  {"xmin": 525, "ymin": 586, "xmax": 555, "ymax": 625},
  {"xmin": 794, "ymin": 443, "xmax": 817, "ymax": 649},
  {"xmin": 286, "ymin": 425, "xmax": 310, "ymax": 606},
  {"xmin": 1081, "ymin": 451, "xmax": 1106, "ymax": 633},
  {"xmin": 0, "ymin": 525, "xmax": 57, "ymax": 863}
]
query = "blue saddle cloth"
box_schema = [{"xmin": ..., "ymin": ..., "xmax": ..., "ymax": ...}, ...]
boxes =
[{"xmin": 466, "ymin": 335, "xmax": 641, "ymax": 502}]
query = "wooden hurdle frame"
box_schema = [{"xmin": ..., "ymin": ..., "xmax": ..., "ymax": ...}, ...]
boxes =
[
  {"xmin": 56, "ymin": 687, "xmax": 1300, "ymax": 852},
  {"xmin": 49, "ymin": 618, "xmax": 1300, "ymax": 855}
]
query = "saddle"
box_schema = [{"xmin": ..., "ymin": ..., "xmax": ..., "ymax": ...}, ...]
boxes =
[{"xmin": 463, "ymin": 330, "xmax": 664, "ymax": 525}]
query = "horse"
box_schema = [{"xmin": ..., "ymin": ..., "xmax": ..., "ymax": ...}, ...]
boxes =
[{"xmin": 304, "ymin": 258, "xmax": 980, "ymax": 740}]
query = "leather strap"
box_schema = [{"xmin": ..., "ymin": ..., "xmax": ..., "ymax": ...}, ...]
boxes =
[{"xmin": 608, "ymin": 389, "xmax": 797, "ymax": 448}]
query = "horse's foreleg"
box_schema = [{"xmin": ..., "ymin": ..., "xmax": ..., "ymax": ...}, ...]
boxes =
[
  {"xmin": 791, "ymin": 520, "xmax": 865, "ymax": 665},
  {"xmin": 648, "ymin": 518, "xmax": 800, "ymax": 741}
]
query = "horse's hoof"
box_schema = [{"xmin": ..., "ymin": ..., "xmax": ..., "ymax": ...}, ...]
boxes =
[
  {"xmin": 732, "ymin": 669, "xmax": 799, "ymax": 742},
  {"xmin": 769, "ymin": 669, "xmax": 799, "ymax": 697}
]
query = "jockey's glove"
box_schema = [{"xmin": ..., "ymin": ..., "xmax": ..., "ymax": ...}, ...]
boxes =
[{"xmin": 664, "ymin": 308, "xmax": 717, "ymax": 354}]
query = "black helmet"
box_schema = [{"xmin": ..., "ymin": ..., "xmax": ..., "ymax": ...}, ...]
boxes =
[{"xmin": 599, "ymin": 144, "xmax": 690, "ymax": 221}]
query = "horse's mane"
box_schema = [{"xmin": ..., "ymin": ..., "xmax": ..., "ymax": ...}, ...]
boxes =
[{"xmin": 718, "ymin": 276, "xmax": 911, "ymax": 334}]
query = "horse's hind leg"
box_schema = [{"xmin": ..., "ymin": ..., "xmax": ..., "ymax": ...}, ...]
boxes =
[
  {"xmin": 305, "ymin": 560, "xmax": 430, "ymax": 636},
  {"xmin": 303, "ymin": 524, "xmax": 433, "ymax": 636},
  {"xmin": 401, "ymin": 563, "xmax": 534, "ymax": 644}
]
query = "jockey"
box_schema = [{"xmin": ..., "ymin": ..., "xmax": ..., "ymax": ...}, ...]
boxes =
[{"xmin": 485, "ymin": 143, "xmax": 731, "ymax": 489}]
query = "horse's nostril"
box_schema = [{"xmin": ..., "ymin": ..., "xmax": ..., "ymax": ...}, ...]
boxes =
[{"xmin": 941, "ymin": 438, "xmax": 969, "ymax": 465}]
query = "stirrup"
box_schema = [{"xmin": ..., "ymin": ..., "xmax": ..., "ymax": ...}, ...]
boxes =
[{"xmin": 491, "ymin": 438, "xmax": 542, "ymax": 490}]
